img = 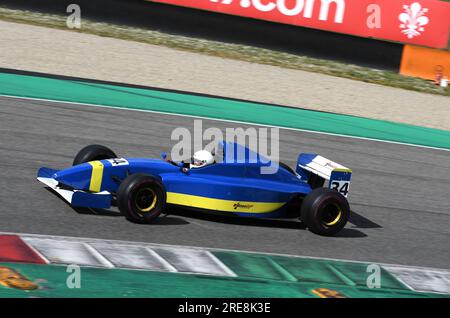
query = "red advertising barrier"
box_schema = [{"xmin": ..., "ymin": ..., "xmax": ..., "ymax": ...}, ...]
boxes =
[{"xmin": 149, "ymin": 0, "xmax": 450, "ymax": 48}]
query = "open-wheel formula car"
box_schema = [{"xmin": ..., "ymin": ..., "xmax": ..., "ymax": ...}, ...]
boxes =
[{"xmin": 37, "ymin": 141, "xmax": 352, "ymax": 236}]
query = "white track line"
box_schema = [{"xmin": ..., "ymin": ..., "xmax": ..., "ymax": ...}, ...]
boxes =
[
  {"xmin": 206, "ymin": 251, "xmax": 238, "ymax": 277},
  {"xmin": 83, "ymin": 243, "xmax": 115, "ymax": 268},
  {"xmin": 145, "ymin": 247, "xmax": 178, "ymax": 272},
  {"xmin": 1, "ymin": 94, "xmax": 449, "ymax": 152}
]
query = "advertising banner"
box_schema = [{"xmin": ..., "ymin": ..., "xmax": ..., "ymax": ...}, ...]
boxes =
[{"xmin": 149, "ymin": 0, "xmax": 450, "ymax": 48}]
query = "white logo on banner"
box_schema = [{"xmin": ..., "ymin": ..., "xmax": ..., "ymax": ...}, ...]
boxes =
[
  {"xmin": 209, "ymin": 0, "xmax": 345, "ymax": 23},
  {"xmin": 399, "ymin": 2, "xmax": 429, "ymax": 39}
]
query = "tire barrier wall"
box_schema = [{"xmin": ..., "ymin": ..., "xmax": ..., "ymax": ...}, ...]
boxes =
[
  {"xmin": 0, "ymin": 0, "xmax": 403, "ymax": 71},
  {"xmin": 147, "ymin": 0, "xmax": 450, "ymax": 49},
  {"xmin": 3, "ymin": 0, "xmax": 448, "ymax": 80}
]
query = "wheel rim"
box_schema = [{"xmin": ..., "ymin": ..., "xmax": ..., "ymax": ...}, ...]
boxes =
[
  {"xmin": 321, "ymin": 203, "xmax": 342, "ymax": 227},
  {"xmin": 135, "ymin": 188, "xmax": 157, "ymax": 213}
]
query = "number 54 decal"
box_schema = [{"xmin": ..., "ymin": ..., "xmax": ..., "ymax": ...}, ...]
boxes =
[{"xmin": 330, "ymin": 180, "xmax": 350, "ymax": 197}]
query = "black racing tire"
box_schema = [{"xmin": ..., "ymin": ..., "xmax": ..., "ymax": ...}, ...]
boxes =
[
  {"xmin": 279, "ymin": 162, "xmax": 296, "ymax": 175},
  {"xmin": 73, "ymin": 144, "xmax": 117, "ymax": 166},
  {"xmin": 300, "ymin": 188, "xmax": 350, "ymax": 236},
  {"xmin": 117, "ymin": 173, "xmax": 166, "ymax": 224}
]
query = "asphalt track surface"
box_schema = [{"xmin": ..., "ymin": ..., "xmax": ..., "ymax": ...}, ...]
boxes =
[{"xmin": 0, "ymin": 95, "xmax": 449, "ymax": 269}]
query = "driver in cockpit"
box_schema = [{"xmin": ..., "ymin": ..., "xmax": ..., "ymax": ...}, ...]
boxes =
[{"xmin": 190, "ymin": 150, "xmax": 215, "ymax": 169}]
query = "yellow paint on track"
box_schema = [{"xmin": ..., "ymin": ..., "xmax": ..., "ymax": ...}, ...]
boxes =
[{"xmin": 0, "ymin": 266, "xmax": 38, "ymax": 290}]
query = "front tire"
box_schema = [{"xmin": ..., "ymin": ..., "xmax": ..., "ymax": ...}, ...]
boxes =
[
  {"xmin": 73, "ymin": 144, "xmax": 117, "ymax": 166},
  {"xmin": 117, "ymin": 174, "xmax": 166, "ymax": 224},
  {"xmin": 301, "ymin": 188, "xmax": 349, "ymax": 236}
]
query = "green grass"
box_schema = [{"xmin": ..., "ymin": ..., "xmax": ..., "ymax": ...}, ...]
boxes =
[{"xmin": 0, "ymin": 6, "xmax": 448, "ymax": 97}]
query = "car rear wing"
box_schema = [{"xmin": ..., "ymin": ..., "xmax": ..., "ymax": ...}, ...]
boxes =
[{"xmin": 296, "ymin": 154, "xmax": 352, "ymax": 197}]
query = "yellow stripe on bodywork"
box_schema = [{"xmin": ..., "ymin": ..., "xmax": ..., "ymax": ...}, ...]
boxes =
[
  {"xmin": 333, "ymin": 168, "xmax": 352, "ymax": 173},
  {"xmin": 88, "ymin": 161, "xmax": 104, "ymax": 192},
  {"xmin": 166, "ymin": 192, "xmax": 285, "ymax": 213}
]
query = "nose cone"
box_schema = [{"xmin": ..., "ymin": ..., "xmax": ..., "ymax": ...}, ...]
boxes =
[{"xmin": 53, "ymin": 163, "xmax": 93, "ymax": 190}]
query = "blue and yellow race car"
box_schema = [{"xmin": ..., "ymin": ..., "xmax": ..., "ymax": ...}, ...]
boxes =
[{"xmin": 37, "ymin": 141, "xmax": 352, "ymax": 236}]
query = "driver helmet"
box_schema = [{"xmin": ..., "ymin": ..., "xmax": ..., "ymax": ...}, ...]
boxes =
[{"xmin": 191, "ymin": 150, "xmax": 214, "ymax": 168}]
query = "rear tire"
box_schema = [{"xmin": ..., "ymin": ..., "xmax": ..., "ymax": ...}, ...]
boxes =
[
  {"xmin": 73, "ymin": 144, "xmax": 117, "ymax": 166},
  {"xmin": 117, "ymin": 173, "xmax": 166, "ymax": 224},
  {"xmin": 301, "ymin": 188, "xmax": 349, "ymax": 236}
]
